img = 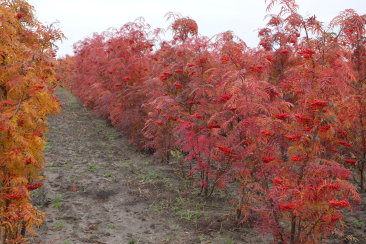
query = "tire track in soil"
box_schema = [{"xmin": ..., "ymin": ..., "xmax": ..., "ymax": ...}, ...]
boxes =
[{"xmin": 29, "ymin": 89, "xmax": 202, "ymax": 244}]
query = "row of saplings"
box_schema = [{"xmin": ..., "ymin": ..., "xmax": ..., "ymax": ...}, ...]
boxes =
[{"xmin": 58, "ymin": 1, "xmax": 365, "ymax": 243}]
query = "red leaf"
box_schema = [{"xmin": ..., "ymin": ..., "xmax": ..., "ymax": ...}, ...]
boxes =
[
  {"xmin": 329, "ymin": 199, "xmax": 350, "ymax": 208},
  {"xmin": 290, "ymin": 156, "xmax": 302, "ymax": 161},
  {"xmin": 344, "ymin": 159, "xmax": 356, "ymax": 164},
  {"xmin": 154, "ymin": 120, "xmax": 164, "ymax": 125},
  {"xmin": 174, "ymin": 83, "xmax": 184, "ymax": 89},
  {"xmin": 262, "ymin": 157, "xmax": 275, "ymax": 163}
]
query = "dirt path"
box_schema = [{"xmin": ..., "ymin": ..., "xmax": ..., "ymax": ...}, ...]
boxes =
[{"xmin": 29, "ymin": 89, "xmax": 198, "ymax": 243}]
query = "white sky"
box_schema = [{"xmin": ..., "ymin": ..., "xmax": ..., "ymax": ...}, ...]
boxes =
[{"xmin": 27, "ymin": 0, "xmax": 365, "ymax": 57}]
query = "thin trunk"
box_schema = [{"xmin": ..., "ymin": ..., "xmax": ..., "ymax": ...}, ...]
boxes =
[
  {"xmin": 199, "ymin": 170, "xmax": 204, "ymax": 195},
  {"xmin": 273, "ymin": 211, "xmax": 286, "ymax": 244},
  {"xmin": 361, "ymin": 164, "xmax": 365, "ymax": 192},
  {"xmin": 237, "ymin": 195, "xmax": 243, "ymax": 220},
  {"xmin": 290, "ymin": 215, "xmax": 297, "ymax": 244},
  {"xmin": 204, "ymin": 172, "xmax": 209, "ymax": 196},
  {"xmin": 0, "ymin": 227, "xmax": 5, "ymax": 244},
  {"xmin": 21, "ymin": 222, "xmax": 26, "ymax": 236},
  {"xmin": 358, "ymin": 102, "xmax": 366, "ymax": 192},
  {"xmin": 296, "ymin": 218, "xmax": 302, "ymax": 243}
]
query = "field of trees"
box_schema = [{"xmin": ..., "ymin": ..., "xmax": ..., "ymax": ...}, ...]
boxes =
[{"xmin": 1, "ymin": 0, "xmax": 365, "ymax": 243}]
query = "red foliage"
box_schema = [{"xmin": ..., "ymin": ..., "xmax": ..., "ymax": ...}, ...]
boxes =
[
  {"xmin": 25, "ymin": 182, "xmax": 43, "ymax": 191},
  {"xmin": 344, "ymin": 159, "xmax": 357, "ymax": 164},
  {"xmin": 276, "ymin": 113, "xmax": 290, "ymax": 120},
  {"xmin": 217, "ymin": 145, "xmax": 232, "ymax": 155},
  {"xmin": 331, "ymin": 214, "xmax": 343, "ymax": 222},
  {"xmin": 284, "ymin": 133, "xmax": 301, "ymax": 141},
  {"xmin": 329, "ymin": 199, "xmax": 350, "ymax": 208},
  {"xmin": 279, "ymin": 203, "xmax": 297, "ymax": 211},
  {"xmin": 263, "ymin": 157, "xmax": 275, "ymax": 163},
  {"xmin": 57, "ymin": 0, "xmax": 365, "ymax": 242},
  {"xmin": 272, "ymin": 178, "xmax": 284, "ymax": 184},
  {"xmin": 290, "ymin": 156, "xmax": 302, "ymax": 161}
]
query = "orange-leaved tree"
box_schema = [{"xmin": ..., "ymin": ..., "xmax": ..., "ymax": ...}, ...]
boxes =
[{"xmin": 0, "ymin": 0, "xmax": 63, "ymax": 242}]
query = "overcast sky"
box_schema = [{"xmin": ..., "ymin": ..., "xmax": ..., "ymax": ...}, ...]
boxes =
[{"xmin": 27, "ymin": 0, "xmax": 365, "ymax": 57}]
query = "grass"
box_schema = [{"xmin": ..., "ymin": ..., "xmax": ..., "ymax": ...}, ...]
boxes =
[
  {"xmin": 166, "ymin": 196, "xmax": 209, "ymax": 222},
  {"xmin": 174, "ymin": 209, "xmax": 206, "ymax": 222},
  {"xmin": 107, "ymin": 131, "xmax": 119, "ymax": 140},
  {"xmin": 120, "ymin": 162, "xmax": 132, "ymax": 170},
  {"xmin": 225, "ymin": 238, "xmax": 235, "ymax": 244},
  {"xmin": 166, "ymin": 234, "xmax": 175, "ymax": 241},
  {"xmin": 137, "ymin": 171, "xmax": 169, "ymax": 185},
  {"xmin": 52, "ymin": 195, "xmax": 63, "ymax": 202},
  {"xmin": 354, "ymin": 219, "xmax": 365, "ymax": 228},
  {"xmin": 54, "ymin": 221, "xmax": 64, "ymax": 230},
  {"xmin": 86, "ymin": 163, "xmax": 97, "ymax": 172},
  {"xmin": 175, "ymin": 197, "xmax": 205, "ymax": 210},
  {"xmin": 171, "ymin": 224, "xmax": 181, "ymax": 231},
  {"xmin": 31, "ymin": 188, "xmax": 43, "ymax": 199},
  {"xmin": 65, "ymin": 162, "xmax": 74, "ymax": 169},
  {"xmin": 53, "ymin": 202, "xmax": 62, "ymax": 209},
  {"xmin": 127, "ymin": 237, "xmax": 137, "ymax": 244},
  {"xmin": 149, "ymin": 204, "xmax": 163, "ymax": 213},
  {"xmin": 44, "ymin": 142, "xmax": 52, "ymax": 152},
  {"xmin": 107, "ymin": 223, "xmax": 117, "ymax": 229},
  {"xmin": 52, "ymin": 195, "xmax": 63, "ymax": 209},
  {"xmin": 83, "ymin": 203, "xmax": 91, "ymax": 208}
]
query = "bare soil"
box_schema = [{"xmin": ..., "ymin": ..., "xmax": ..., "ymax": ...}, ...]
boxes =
[{"xmin": 29, "ymin": 88, "xmax": 365, "ymax": 244}]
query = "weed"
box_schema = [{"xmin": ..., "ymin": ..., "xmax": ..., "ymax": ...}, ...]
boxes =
[
  {"xmin": 127, "ymin": 237, "xmax": 136, "ymax": 244},
  {"xmin": 164, "ymin": 182, "xmax": 173, "ymax": 189},
  {"xmin": 52, "ymin": 195, "xmax": 62, "ymax": 202},
  {"xmin": 149, "ymin": 204, "xmax": 162, "ymax": 213},
  {"xmin": 107, "ymin": 132, "xmax": 118, "ymax": 140},
  {"xmin": 47, "ymin": 162, "xmax": 55, "ymax": 167},
  {"xmin": 86, "ymin": 163, "xmax": 97, "ymax": 172},
  {"xmin": 354, "ymin": 220, "xmax": 364, "ymax": 228},
  {"xmin": 139, "ymin": 172, "xmax": 168, "ymax": 184},
  {"xmin": 44, "ymin": 143, "xmax": 52, "ymax": 152},
  {"xmin": 167, "ymin": 234, "xmax": 175, "ymax": 241},
  {"xmin": 225, "ymin": 238, "xmax": 235, "ymax": 244},
  {"xmin": 31, "ymin": 188, "xmax": 43, "ymax": 199},
  {"xmin": 171, "ymin": 224, "xmax": 181, "ymax": 231},
  {"xmin": 120, "ymin": 162, "xmax": 131, "ymax": 169},
  {"xmin": 52, "ymin": 195, "xmax": 63, "ymax": 209},
  {"xmin": 54, "ymin": 221, "xmax": 64, "ymax": 230},
  {"xmin": 83, "ymin": 203, "xmax": 91, "ymax": 208},
  {"xmin": 175, "ymin": 209, "xmax": 205, "ymax": 222},
  {"xmin": 65, "ymin": 162, "xmax": 73, "ymax": 169},
  {"xmin": 171, "ymin": 206, "xmax": 181, "ymax": 212},
  {"xmin": 107, "ymin": 223, "xmax": 117, "ymax": 229},
  {"xmin": 53, "ymin": 202, "xmax": 62, "ymax": 209}
]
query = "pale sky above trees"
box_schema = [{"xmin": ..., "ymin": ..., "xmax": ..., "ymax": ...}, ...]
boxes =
[{"xmin": 28, "ymin": 0, "xmax": 365, "ymax": 57}]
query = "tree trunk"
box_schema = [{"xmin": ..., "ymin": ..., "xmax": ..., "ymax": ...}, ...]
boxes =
[
  {"xmin": 361, "ymin": 165, "xmax": 365, "ymax": 192},
  {"xmin": 290, "ymin": 215, "xmax": 297, "ymax": 244},
  {"xmin": 0, "ymin": 227, "xmax": 5, "ymax": 244}
]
